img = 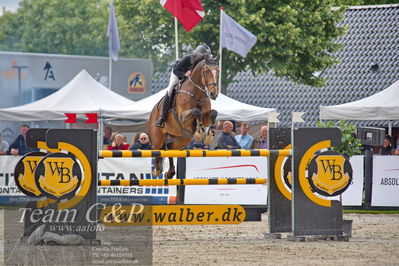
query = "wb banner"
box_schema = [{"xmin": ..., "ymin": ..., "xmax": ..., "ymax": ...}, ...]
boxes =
[
  {"xmin": 0, "ymin": 156, "xmax": 176, "ymax": 205},
  {"xmin": 0, "ymin": 155, "xmax": 364, "ymax": 207}
]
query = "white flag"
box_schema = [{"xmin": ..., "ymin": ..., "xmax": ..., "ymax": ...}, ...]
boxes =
[
  {"xmin": 221, "ymin": 10, "xmax": 257, "ymax": 57},
  {"xmin": 107, "ymin": 4, "xmax": 121, "ymax": 61}
]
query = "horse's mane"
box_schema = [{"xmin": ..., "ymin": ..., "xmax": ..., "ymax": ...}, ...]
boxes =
[{"xmin": 192, "ymin": 54, "xmax": 219, "ymax": 73}]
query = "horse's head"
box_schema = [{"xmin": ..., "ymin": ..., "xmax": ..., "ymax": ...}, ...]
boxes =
[{"xmin": 202, "ymin": 54, "xmax": 220, "ymax": 100}]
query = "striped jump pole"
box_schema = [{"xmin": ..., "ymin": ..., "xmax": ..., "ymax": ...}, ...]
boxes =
[
  {"xmin": 99, "ymin": 178, "xmax": 267, "ymax": 186},
  {"xmin": 98, "ymin": 149, "xmax": 291, "ymax": 158}
]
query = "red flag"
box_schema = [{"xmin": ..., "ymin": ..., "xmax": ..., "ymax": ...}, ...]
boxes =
[
  {"xmin": 64, "ymin": 113, "xmax": 77, "ymax": 123},
  {"xmin": 160, "ymin": 0, "xmax": 205, "ymax": 32},
  {"xmin": 85, "ymin": 113, "xmax": 98, "ymax": 124}
]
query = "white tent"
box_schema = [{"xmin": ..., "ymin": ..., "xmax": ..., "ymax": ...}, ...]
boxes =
[
  {"xmin": 103, "ymin": 88, "xmax": 275, "ymax": 121},
  {"xmin": 0, "ymin": 69, "xmax": 136, "ymax": 121},
  {"xmin": 320, "ymin": 79, "xmax": 399, "ymax": 121}
]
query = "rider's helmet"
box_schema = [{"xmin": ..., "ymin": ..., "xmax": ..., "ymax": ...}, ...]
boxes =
[{"xmin": 193, "ymin": 44, "xmax": 211, "ymax": 55}]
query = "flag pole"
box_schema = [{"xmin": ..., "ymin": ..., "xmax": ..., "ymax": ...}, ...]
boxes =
[
  {"xmin": 175, "ymin": 17, "xmax": 179, "ymax": 60},
  {"xmin": 108, "ymin": 0, "xmax": 113, "ymax": 90},
  {"xmin": 109, "ymin": 56, "xmax": 112, "ymax": 90},
  {"xmin": 218, "ymin": 7, "xmax": 223, "ymax": 91}
]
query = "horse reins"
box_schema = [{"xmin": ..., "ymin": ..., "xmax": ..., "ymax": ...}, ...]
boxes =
[{"xmin": 184, "ymin": 64, "xmax": 218, "ymax": 100}]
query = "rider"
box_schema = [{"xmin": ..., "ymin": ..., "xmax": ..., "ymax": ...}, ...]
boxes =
[{"xmin": 156, "ymin": 44, "xmax": 212, "ymax": 128}]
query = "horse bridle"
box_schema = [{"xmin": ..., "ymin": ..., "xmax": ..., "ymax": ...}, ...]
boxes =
[{"xmin": 187, "ymin": 63, "xmax": 219, "ymax": 99}]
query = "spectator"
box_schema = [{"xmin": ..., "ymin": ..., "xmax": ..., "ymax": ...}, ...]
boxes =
[
  {"xmin": 107, "ymin": 134, "xmax": 129, "ymax": 150},
  {"xmin": 235, "ymin": 122, "xmax": 254, "ymax": 149},
  {"xmin": 7, "ymin": 125, "xmax": 38, "ymax": 156},
  {"xmin": 255, "ymin": 125, "xmax": 268, "ymax": 149},
  {"xmin": 380, "ymin": 135, "xmax": 393, "ymax": 155},
  {"xmin": 186, "ymin": 137, "xmax": 209, "ymax": 150},
  {"xmin": 0, "ymin": 132, "xmax": 9, "ymax": 155},
  {"xmin": 130, "ymin": 133, "xmax": 152, "ymax": 150},
  {"xmin": 394, "ymin": 136, "xmax": 399, "ymax": 155},
  {"xmin": 216, "ymin": 121, "xmax": 241, "ymax": 149},
  {"xmin": 103, "ymin": 126, "xmax": 113, "ymax": 149}
]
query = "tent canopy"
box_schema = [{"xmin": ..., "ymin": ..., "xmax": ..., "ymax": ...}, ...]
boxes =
[
  {"xmin": 319, "ymin": 79, "xmax": 399, "ymax": 120},
  {"xmin": 0, "ymin": 69, "xmax": 136, "ymax": 121},
  {"xmin": 103, "ymin": 88, "xmax": 275, "ymax": 121}
]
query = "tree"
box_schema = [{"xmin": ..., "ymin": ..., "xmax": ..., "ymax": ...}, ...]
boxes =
[
  {"xmin": 0, "ymin": 0, "xmax": 109, "ymax": 56},
  {"xmin": 116, "ymin": 0, "xmax": 347, "ymax": 88},
  {"xmin": 1, "ymin": 0, "xmax": 348, "ymax": 88},
  {"xmin": 317, "ymin": 120, "xmax": 363, "ymax": 158}
]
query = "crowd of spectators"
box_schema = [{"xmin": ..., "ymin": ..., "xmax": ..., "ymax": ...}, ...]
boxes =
[{"xmin": 2, "ymin": 123, "xmax": 399, "ymax": 154}]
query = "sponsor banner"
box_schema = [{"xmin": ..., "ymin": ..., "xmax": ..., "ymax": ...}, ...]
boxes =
[
  {"xmin": 98, "ymin": 157, "xmax": 176, "ymax": 197},
  {"xmin": 0, "ymin": 156, "xmax": 23, "ymax": 196},
  {"xmin": 100, "ymin": 205, "xmax": 246, "ymax": 226},
  {"xmin": 372, "ymin": 156, "xmax": 399, "ymax": 207},
  {"xmin": 0, "ymin": 156, "xmax": 174, "ymax": 205},
  {"xmin": 184, "ymin": 157, "xmax": 268, "ymax": 205}
]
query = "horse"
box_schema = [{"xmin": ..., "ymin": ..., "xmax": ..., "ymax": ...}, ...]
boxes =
[{"xmin": 148, "ymin": 54, "xmax": 220, "ymax": 179}]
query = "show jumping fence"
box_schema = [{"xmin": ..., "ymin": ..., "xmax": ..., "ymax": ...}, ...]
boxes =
[
  {"xmin": 98, "ymin": 177, "xmax": 267, "ymax": 187},
  {"xmin": 98, "ymin": 149, "xmax": 292, "ymax": 158}
]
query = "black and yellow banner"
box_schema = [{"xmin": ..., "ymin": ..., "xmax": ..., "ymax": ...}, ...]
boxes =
[{"xmin": 100, "ymin": 205, "xmax": 246, "ymax": 226}]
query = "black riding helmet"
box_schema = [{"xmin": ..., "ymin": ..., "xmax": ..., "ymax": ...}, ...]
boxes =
[{"xmin": 193, "ymin": 44, "xmax": 211, "ymax": 55}]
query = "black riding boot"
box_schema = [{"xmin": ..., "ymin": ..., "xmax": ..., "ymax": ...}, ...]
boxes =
[{"xmin": 156, "ymin": 94, "xmax": 170, "ymax": 128}]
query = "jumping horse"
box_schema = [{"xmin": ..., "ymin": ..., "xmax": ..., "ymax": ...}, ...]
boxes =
[{"xmin": 148, "ymin": 54, "xmax": 220, "ymax": 178}]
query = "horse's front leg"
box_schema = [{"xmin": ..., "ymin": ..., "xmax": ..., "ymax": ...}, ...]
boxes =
[
  {"xmin": 192, "ymin": 107, "xmax": 204, "ymax": 141},
  {"xmin": 204, "ymin": 109, "xmax": 218, "ymax": 145},
  {"xmin": 164, "ymin": 157, "xmax": 175, "ymax": 179}
]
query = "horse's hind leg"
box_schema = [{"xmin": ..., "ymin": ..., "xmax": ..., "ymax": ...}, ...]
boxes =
[
  {"xmin": 164, "ymin": 157, "xmax": 175, "ymax": 179},
  {"xmin": 192, "ymin": 107, "xmax": 204, "ymax": 141},
  {"xmin": 152, "ymin": 157, "xmax": 164, "ymax": 177},
  {"xmin": 204, "ymin": 109, "xmax": 218, "ymax": 145}
]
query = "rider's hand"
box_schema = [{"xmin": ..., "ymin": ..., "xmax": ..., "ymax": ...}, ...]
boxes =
[{"xmin": 185, "ymin": 70, "xmax": 192, "ymax": 76}]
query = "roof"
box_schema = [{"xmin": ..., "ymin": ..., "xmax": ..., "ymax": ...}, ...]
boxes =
[
  {"xmin": 0, "ymin": 69, "xmax": 136, "ymax": 121},
  {"xmin": 153, "ymin": 5, "xmax": 399, "ymax": 127}
]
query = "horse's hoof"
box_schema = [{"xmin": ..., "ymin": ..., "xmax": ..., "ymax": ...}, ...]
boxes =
[
  {"xmin": 203, "ymin": 135, "xmax": 213, "ymax": 145},
  {"xmin": 152, "ymin": 169, "xmax": 162, "ymax": 177},
  {"xmin": 194, "ymin": 131, "xmax": 203, "ymax": 141},
  {"xmin": 164, "ymin": 171, "xmax": 175, "ymax": 179}
]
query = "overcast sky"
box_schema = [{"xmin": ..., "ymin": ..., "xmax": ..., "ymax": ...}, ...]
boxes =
[{"xmin": 0, "ymin": 0, "xmax": 21, "ymax": 16}]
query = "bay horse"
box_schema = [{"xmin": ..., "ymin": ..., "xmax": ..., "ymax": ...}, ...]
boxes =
[{"xmin": 148, "ymin": 54, "xmax": 220, "ymax": 178}]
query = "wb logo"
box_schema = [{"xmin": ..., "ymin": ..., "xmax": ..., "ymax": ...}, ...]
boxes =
[
  {"xmin": 307, "ymin": 151, "xmax": 352, "ymax": 197},
  {"xmin": 318, "ymin": 159, "xmax": 343, "ymax": 181},
  {"xmin": 34, "ymin": 153, "xmax": 82, "ymax": 199},
  {"xmin": 14, "ymin": 151, "xmax": 47, "ymax": 197}
]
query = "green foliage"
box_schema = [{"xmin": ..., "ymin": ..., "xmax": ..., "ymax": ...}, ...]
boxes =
[
  {"xmin": 0, "ymin": 0, "xmax": 347, "ymax": 89},
  {"xmin": 0, "ymin": 0, "xmax": 109, "ymax": 56},
  {"xmin": 317, "ymin": 120, "xmax": 363, "ymax": 158},
  {"xmin": 117, "ymin": 0, "xmax": 347, "ymax": 88}
]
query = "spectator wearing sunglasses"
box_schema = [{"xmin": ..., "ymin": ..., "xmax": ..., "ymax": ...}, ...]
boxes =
[{"xmin": 130, "ymin": 133, "xmax": 153, "ymax": 150}]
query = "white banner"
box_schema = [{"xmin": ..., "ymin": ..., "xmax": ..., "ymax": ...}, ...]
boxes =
[
  {"xmin": 0, "ymin": 156, "xmax": 22, "ymax": 195},
  {"xmin": 372, "ymin": 156, "xmax": 399, "ymax": 207},
  {"xmin": 98, "ymin": 157, "xmax": 176, "ymax": 204},
  {"xmin": 342, "ymin": 155, "xmax": 364, "ymax": 206},
  {"xmin": 184, "ymin": 157, "xmax": 268, "ymax": 205}
]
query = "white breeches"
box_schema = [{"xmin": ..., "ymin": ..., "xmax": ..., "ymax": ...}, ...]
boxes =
[{"xmin": 165, "ymin": 71, "xmax": 179, "ymax": 97}]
